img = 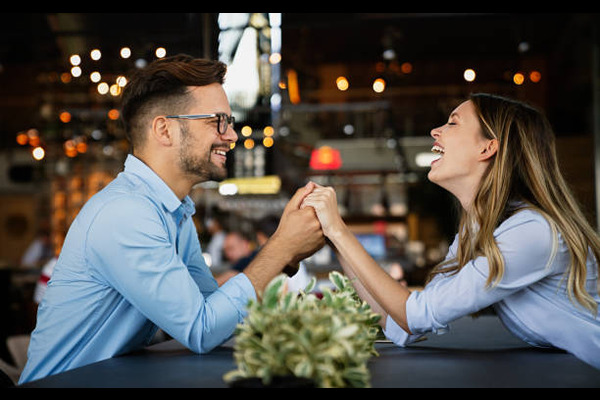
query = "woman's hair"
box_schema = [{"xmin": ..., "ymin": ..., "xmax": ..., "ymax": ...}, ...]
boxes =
[
  {"xmin": 430, "ymin": 93, "xmax": 600, "ymax": 314},
  {"xmin": 120, "ymin": 54, "xmax": 227, "ymax": 151}
]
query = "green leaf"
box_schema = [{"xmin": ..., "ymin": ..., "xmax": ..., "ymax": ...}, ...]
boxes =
[
  {"xmin": 329, "ymin": 271, "xmax": 346, "ymax": 290},
  {"xmin": 303, "ymin": 276, "xmax": 316, "ymax": 293},
  {"xmin": 336, "ymin": 324, "xmax": 359, "ymax": 339}
]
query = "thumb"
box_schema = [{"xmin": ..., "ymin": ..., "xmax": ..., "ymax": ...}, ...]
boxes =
[{"xmin": 284, "ymin": 181, "xmax": 316, "ymax": 213}]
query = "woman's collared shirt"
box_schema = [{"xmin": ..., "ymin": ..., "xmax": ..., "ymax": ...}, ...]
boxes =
[{"xmin": 383, "ymin": 208, "xmax": 600, "ymax": 369}]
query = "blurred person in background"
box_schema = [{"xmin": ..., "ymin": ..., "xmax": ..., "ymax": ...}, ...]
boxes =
[
  {"xmin": 204, "ymin": 211, "xmax": 226, "ymax": 268},
  {"xmin": 20, "ymin": 225, "xmax": 53, "ymax": 270},
  {"xmin": 301, "ymin": 93, "xmax": 600, "ymax": 369},
  {"xmin": 214, "ymin": 229, "xmax": 256, "ymax": 286},
  {"xmin": 19, "ymin": 54, "xmax": 324, "ymax": 384},
  {"xmin": 214, "ymin": 216, "xmax": 310, "ymax": 288}
]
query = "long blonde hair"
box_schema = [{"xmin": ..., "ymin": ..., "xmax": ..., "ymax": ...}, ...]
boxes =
[{"xmin": 430, "ymin": 93, "xmax": 600, "ymax": 314}]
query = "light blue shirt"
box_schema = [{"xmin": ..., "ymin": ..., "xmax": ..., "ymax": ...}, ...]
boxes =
[
  {"xmin": 384, "ymin": 207, "xmax": 600, "ymax": 369},
  {"xmin": 19, "ymin": 155, "xmax": 256, "ymax": 384}
]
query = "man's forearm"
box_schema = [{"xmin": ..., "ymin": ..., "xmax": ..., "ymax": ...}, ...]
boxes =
[{"xmin": 243, "ymin": 237, "xmax": 295, "ymax": 298}]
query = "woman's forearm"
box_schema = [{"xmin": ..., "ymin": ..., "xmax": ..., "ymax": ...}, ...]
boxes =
[
  {"xmin": 327, "ymin": 226, "xmax": 412, "ymax": 334},
  {"xmin": 334, "ymin": 247, "xmax": 389, "ymax": 329}
]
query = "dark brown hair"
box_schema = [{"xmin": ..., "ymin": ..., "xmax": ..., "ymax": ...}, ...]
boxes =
[{"xmin": 120, "ymin": 54, "xmax": 227, "ymax": 150}]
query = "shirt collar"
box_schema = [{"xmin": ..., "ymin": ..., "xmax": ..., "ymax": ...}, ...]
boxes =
[{"xmin": 124, "ymin": 154, "xmax": 195, "ymax": 216}]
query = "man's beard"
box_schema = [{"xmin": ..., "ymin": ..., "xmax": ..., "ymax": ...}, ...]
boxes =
[{"xmin": 178, "ymin": 122, "xmax": 228, "ymax": 182}]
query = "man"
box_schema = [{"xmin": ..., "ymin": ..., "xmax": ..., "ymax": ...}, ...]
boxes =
[
  {"xmin": 215, "ymin": 230, "xmax": 256, "ymax": 286},
  {"xmin": 19, "ymin": 55, "xmax": 323, "ymax": 383}
]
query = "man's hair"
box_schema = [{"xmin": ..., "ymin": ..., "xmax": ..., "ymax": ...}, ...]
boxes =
[{"xmin": 120, "ymin": 54, "xmax": 227, "ymax": 151}]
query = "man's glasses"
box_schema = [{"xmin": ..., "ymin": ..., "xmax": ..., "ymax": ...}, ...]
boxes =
[{"xmin": 165, "ymin": 113, "xmax": 235, "ymax": 135}]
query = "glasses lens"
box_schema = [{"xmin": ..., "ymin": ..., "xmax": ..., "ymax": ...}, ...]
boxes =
[
  {"xmin": 219, "ymin": 115, "xmax": 227, "ymax": 135},
  {"xmin": 217, "ymin": 114, "xmax": 233, "ymax": 135}
]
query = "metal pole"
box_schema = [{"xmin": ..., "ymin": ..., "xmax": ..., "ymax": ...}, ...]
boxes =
[
  {"xmin": 593, "ymin": 23, "xmax": 600, "ymax": 231},
  {"xmin": 269, "ymin": 13, "xmax": 282, "ymax": 133}
]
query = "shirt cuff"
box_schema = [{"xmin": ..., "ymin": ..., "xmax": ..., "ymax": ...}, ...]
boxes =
[
  {"xmin": 406, "ymin": 288, "xmax": 449, "ymax": 336},
  {"xmin": 220, "ymin": 273, "xmax": 257, "ymax": 318},
  {"xmin": 382, "ymin": 314, "xmax": 426, "ymax": 347}
]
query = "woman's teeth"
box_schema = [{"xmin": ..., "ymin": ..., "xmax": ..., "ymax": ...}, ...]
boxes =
[
  {"xmin": 431, "ymin": 145, "xmax": 445, "ymax": 155},
  {"xmin": 431, "ymin": 145, "xmax": 444, "ymax": 163}
]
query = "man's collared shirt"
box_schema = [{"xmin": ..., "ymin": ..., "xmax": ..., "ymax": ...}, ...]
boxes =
[{"xmin": 19, "ymin": 155, "xmax": 256, "ymax": 383}]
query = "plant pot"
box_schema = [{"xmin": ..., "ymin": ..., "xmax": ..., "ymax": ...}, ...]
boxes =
[{"xmin": 228, "ymin": 376, "xmax": 316, "ymax": 388}]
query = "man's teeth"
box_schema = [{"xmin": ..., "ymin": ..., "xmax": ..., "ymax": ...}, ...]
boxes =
[{"xmin": 212, "ymin": 149, "xmax": 227, "ymax": 156}]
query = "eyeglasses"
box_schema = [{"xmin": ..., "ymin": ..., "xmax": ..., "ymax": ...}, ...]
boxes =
[{"xmin": 165, "ymin": 113, "xmax": 235, "ymax": 135}]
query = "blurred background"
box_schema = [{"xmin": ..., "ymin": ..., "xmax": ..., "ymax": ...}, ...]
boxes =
[{"xmin": 0, "ymin": 13, "xmax": 598, "ymax": 360}]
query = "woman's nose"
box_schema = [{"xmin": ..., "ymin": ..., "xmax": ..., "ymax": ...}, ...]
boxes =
[{"xmin": 430, "ymin": 126, "xmax": 442, "ymax": 139}]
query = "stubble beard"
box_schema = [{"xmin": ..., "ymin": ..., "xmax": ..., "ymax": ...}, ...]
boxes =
[{"xmin": 178, "ymin": 122, "xmax": 228, "ymax": 183}]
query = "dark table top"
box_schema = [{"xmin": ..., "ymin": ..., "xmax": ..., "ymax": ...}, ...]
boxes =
[{"xmin": 19, "ymin": 315, "xmax": 600, "ymax": 388}]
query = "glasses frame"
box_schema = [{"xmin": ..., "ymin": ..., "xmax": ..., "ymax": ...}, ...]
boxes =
[{"xmin": 165, "ymin": 113, "xmax": 235, "ymax": 135}]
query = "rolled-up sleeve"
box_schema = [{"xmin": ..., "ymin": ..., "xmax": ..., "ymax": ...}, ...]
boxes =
[
  {"xmin": 385, "ymin": 211, "xmax": 556, "ymax": 342},
  {"xmin": 85, "ymin": 195, "xmax": 255, "ymax": 354}
]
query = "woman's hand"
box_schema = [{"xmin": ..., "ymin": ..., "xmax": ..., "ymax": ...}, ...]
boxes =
[{"xmin": 300, "ymin": 184, "xmax": 346, "ymax": 239}]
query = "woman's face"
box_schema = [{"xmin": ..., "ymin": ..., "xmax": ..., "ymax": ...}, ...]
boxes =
[{"xmin": 428, "ymin": 100, "xmax": 494, "ymax": 203}]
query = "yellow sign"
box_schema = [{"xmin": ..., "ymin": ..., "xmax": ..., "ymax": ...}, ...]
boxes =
[{"xmin": 219, "ymin": 175, "xmax": 281, "ymax": 195}]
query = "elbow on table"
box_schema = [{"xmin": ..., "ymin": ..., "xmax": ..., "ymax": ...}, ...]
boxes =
[{"xmin": 183, "ymin": 332, "xmax": 225, "ymax": 355}]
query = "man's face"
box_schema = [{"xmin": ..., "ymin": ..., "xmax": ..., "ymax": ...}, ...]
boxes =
[{"xmin": 176, "ymin": 84, "xmax": 237, "ymax": 183}]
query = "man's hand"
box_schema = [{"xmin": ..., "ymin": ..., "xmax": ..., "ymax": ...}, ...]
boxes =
[
  {"xmin": 243, "ymin": 182, "xmax": 325, "ymax": 296},
  {"xmin": 272, "ymin": 182, "xmax": 325, "ymax": 264}
]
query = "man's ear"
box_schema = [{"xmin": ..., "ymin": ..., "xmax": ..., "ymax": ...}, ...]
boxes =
[
  {"xmin": 151, "ymin": 116, "xmax": 175, "ymax": 147},
  {"xmin": 479, "ymin": 139, "xmax": 498, "ymax": 161}
]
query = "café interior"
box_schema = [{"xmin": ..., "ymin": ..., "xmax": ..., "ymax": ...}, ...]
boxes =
[{"xmin": 0, "ymin": 13, "xmax": 599, "ymax": 385}]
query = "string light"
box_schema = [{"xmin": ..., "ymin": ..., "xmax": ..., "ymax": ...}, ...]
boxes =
[
  {"xmin": 32, "ymin": 146, "xmax": 45, "ymax": 161},
  {"xmin": 463, "ymin": 68, "xmax": 476, "ymax": 82},
  {"xmin": 372, "ymin": 78, "xmax": 386, "ymax": 93},
  {"xmin": 97, "ymin": 82, "xmax": 109, "ymax": 95},
  {"xmin": 269, "ymin": 53, "xmax": 281, "ymax": 64},
  {"xmin": 513, "ymin": 72, "xmax": 525, "ymax": 85},
  {"xmin": 336, "ymin": 76, "xmax": 349, "ymax": 91},
  {"xmin": 71, "ymin": 66, "xmax": 82, "ymax": 78},
  {"xmin": 263, "ymin": 126, "xmax": 274, "ymax": 137},
  {"xmin": 90, "ymin": 49, "xmax": 102, "ymax": 61},
  {"xmin": 155, "ymin": 47, "xmax": 167, "ymax": 58},
  {"xmin": 120, "ymin": 47, "xmax": 131, "ymax": 59},
  {"xmin": 241, "ymin": 126, "xmax": 253, "ymax": 137},
  {"xmin": 90, "ymin": 71, "xmax": 101, "ymax": 83},
  {"xmin": 244, "ymin": 138, "xmax": 255, "ymax": 149},
  {"xmin": 69, "ymin": 55, "xmax": 81, "ymax": 66},
  {"xmin": 263, "ymin": 137, "xmax": 274, "ymax": 148}
]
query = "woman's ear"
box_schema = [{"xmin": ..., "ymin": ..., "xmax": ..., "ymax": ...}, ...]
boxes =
[
  {"xmin": 151, "ymin": 116, "xmax": 175, "ymax": 147},
  {"xmin": 479, "ymin": 139, "xmax": 498, "ymax": 161}
]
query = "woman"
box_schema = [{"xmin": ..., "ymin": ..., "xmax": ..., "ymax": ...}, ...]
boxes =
[{"xmin": 301, "ymin": 93, "xmax": 600, "ymax": 369}]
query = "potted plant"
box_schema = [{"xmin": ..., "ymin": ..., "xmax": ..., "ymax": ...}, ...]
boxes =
[{"xmin": 223, "ymin": 271, "xmax": 381, "ymax": 388}]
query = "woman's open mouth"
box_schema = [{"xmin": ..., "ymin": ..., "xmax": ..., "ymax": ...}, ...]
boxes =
[{"xmin": 431, "ymin": 144, "xmax": 444, "ymax": 164}]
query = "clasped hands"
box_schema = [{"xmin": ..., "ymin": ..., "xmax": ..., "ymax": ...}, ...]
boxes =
[{"xmin": 274, "ymin": 181, "xmax": 344, "ymax": 265}]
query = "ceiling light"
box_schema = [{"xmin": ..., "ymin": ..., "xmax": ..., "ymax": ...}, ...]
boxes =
[
  {"xmin": 90, "ymin": 49, "xmax": 102, "ymax": 61},
  {"xmin": 120, "ymin": 47, "xmax": 131, "ymax": 59},
  {"xmin": 69, "ymin": 55, "xmax": 81, "ymax": 66},
  {"xmin": 70, "ymin": 66, "xmax": 82, "ymax": 78},
  {"xmin": 90, "ymin": 71, "xmax": 101, "ymax": 83},
  {"xmin": 463, "ymin": 68, "xmax": 476, "ymax": 82},
  {"xmin": 372, "ymin": 78, "xmax": 386, "ymax": 93}
]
